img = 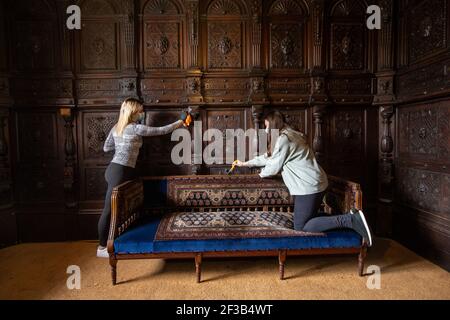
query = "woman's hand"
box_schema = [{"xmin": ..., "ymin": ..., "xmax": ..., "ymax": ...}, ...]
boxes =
[
  {"xmin": 180, "ymin": 111, "xmax": 193, "ymax": 127},
  {"xmin": 234, "ymin": 160, "xmax": 246, "ymax": 167}
]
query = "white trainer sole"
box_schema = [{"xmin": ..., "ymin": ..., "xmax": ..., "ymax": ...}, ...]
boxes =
[{"xmin": 358, "ymin": 210, "xmax": 372, "ymax": 247}]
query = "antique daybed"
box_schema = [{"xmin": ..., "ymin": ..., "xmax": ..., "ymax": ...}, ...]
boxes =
[{"xmin": 107, "ymin": 175, "xmax": 367, "ymax": 284}]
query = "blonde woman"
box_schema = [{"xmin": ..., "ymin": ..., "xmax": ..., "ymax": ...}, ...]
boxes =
[{"xmin": 97, "ymin": 98, "xmax": 189, "ymax": 258}]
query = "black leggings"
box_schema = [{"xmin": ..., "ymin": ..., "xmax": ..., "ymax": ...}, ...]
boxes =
[
  {"xmin": 294, "ymin": 192, "xmax": 352, "ymax": 232},
  {"xmin": 98, "ymin": 162, "xmax": 135, "ymax": 247}
]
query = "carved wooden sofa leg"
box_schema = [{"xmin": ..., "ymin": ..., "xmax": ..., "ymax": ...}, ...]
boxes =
[
  {"xmin": 278, "ymin": 250, "xmax": 287, "ymax": 280},
  {"xmin": 195, "ymin": 253, "xmax": 202, "ymax": 283},
  {"xmin": 110, "ymin": 256, "xmax": 117, "ymax": 285},
  {"xmin": 358, "ymin": 242, "xmax": 368, "ymax": 277}
]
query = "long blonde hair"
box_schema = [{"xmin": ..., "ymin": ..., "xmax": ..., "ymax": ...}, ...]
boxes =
[{"xmin": 116, "ymin": 98, "xmax": 143, "ymax": 136}]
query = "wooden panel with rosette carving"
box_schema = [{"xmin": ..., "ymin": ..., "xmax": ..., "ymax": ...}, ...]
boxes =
[
  {"xmin": 13, "ymin": 18, "xmax": 56, "ymax": 71},
  {"xmin": 327, "ymin": 108, "xmax": 365, "ymax": 181},
  {"xmin": 206, "ymin": 109, "xmax": 246, "ymax": 172},
  {"xmin": 81, "ymin": 111, "xmax": 118, "ymax": 161},
  {"xmin": 408, "ymin": 0, "xmax": 448, "ymax": 64},
  {"xmin": 329, "ymin": 0, "xmax": 366, "ymax": 72},
  {"xmin": 0, "ymin": 3, "xmax": 6, "ymax": 72},
  {"xmin": 267, "ymin": 0, "xmax": 307, "ymax": 71},
  {"xmin": 142, "ymin": 0, "xmax": 185, "ymax": 70},
  {"xmin": 398, "ymin": 102, "xmax": 449, "ymax": 163},
  {"xmin": 207, "ymin": 22, "xmax": 243, "ymax": 69},
  {"xmin": 80, "ymin": 22, "xmax": 118, "ymax": 72},
  {"xmin": 330, "ymin": 24, "xmax": 364, "ymax": 71}
]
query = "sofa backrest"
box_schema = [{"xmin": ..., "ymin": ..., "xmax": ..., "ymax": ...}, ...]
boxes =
[{"xmin": 142, "ymin": 174, "xmax": 362, "ymax": 215}]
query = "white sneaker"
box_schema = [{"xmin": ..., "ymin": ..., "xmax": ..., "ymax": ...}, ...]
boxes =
[{"xmin": 97, "ymin": 246, "xmax": 109, "ymax": 258}]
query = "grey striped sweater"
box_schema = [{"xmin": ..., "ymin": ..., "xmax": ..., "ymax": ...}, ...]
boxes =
[{"xmin": 103, "ymin": 120, "xmax": 183, "ymax": 168}]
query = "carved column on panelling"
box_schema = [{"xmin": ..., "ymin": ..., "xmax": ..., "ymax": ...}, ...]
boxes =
[
  {"xmin": 123, "ymin": 0, "xmax": 136, "ymax": 72},
  {"xmin": 310, "ymin": 0, "xmax": 324, "ymax": 71},
  {"xmin": 251, "ymin": 105, "xmax": 264, "ymax": 168},
  {"xmin": 187, "ymin": 0, "xmax": 200, "ymax": 69},
  {"xmin": 0, "ymin": 113, "xmax": 12, "ymax": 209},
  {"xmin": 61, "ymin": 109, "xmax": 77, "ymax": 208},
  {"xmin": 312, "ymin": 105, "xmax": 326, "ymax": 164},
  {"xmin": 190, "ymin": 105, "xmax": 202, "ymax": 175},
  {"xmin": 56, "ymin": 0, "xmax": 73, "ymax": 72},
  {"xmin": 250, "ymin": 0, "xmax": 262, "ymax": 69}
]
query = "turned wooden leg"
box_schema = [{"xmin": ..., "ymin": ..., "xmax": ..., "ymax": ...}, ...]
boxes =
[
  {"xmin": 109, "ymin": 256, "xmax": 117, "ymax": 285},
  {"xmin": 195, "ymin": 253, "xmax": 202, "ymax": 283},
  {"xmin": 278, "ymin": 250, "xmax": 287, "ymax": 280},
  {"xmin": 358, "ymin": 242, "xmax": 368, "ymax": 277}
]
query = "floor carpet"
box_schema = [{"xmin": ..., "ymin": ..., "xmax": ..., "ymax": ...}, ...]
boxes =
[{"xmin": 0, "ymin": 238, "xmax": 449, "ymax": 300}]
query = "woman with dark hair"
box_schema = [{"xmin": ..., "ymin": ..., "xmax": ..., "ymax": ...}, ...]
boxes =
[{"xmin": 235, "ymin": 111, "xmax": 372, "ymax": 246}]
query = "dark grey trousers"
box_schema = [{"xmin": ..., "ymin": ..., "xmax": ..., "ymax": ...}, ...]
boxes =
[
  {"xmin": 98, "ymin": 162, "xmax": 135, "ymax": 247},
  {"xmin": 294, "ymin": 192, "xmax": 352, "ymax": 232}
]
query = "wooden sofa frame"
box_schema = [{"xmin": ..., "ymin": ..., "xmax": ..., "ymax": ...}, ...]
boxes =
[{"xmin": 107, "ymin": 175, "xmax": 368, "ymax": 285}]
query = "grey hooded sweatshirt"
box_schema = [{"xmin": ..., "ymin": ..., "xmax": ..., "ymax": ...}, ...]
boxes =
[{"xmin": 245, "ymin": 128, "xmax": 328, "ymax": 195}]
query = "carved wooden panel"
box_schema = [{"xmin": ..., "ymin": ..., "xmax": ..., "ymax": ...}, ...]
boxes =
[
  {"xmin": 140, "ymin": 110, "xmax": 183, "ymax": 165},
  {"xmin": 267, "ymin": 78, "xmax": 310, "ymax": 102},
  {"xmin": 206, "ymin": 109, "xmax": 246, "ymax": 168},
  {"xmin": 81, "ymin": 112, "xmax": 117, "ymax": 161},
  {"xmin": 270, "ymin": 23, "xmax": 304, "ymax": 69},
  {"xmin": 80, "ymin": 22, "xmax": 118, "ymax": 71},
  {"xmin": 17, "ymin": 112, "xmax": 59, "ymax": 162},
  {"xmin": 17, "ymin": 165, "xmax": 65, "ymax": 203},
  {"xmin": 14, "ymin": 21, "xmax": 56, "ymax": 71},
  {"xmin": 330, "ymin": 24, "xmax": 364, "ymax": 70},
  {"xmin": 397, "ymin": 59, "xmax": 450, "ymax": 97},
  {"xmin": 408, "ymin": 0, "xmax": 447, "ymax": 63},
  {"xmin": 13, "ymin": 79, "xmax": 73, "ymax": 99},
  {"xmin": 10, "ymin": 0, "xmax": 57, "ymax": 71},
  {"xmin": 327, "ymin": 108, "xmax": 364, "ymax": 181},
  {"xmin": 141, "ymin": 78, "xmax": 185, "ymax": 104},
  {"xmin": 208, "ymin": 22, "xmax": 243, "ymax": 69},
  {"xmin": 397, "ymin": 166, "xmax": 449, "ymax": 216},
  {"xmin": 144, "ymin": 22, "xmax": 182, "ymax": 69},
  {"xmin": 203, "ymin": 78, "xmax": 249, "ymax": 103},
  {"xmin": 280, "ymin": 108, "xmax": 307, "ymax": 133},
  {"xmin": 84, "ymin": 167, "xmax": 108, "ymax": 201},
  {"xmin": 0, "ymin": 4, "xmax": 6, "ymax": 71},
  {"xmin": 398, "ymin": 102, "xmax": 449, "ymax": 162},
  {"xmin": 77, "ymin": 78, "xmax": 137, "ymax": 100},
  {"xmin": 328, "ymin": 77, "xmax": 372, "ymax": 97}
]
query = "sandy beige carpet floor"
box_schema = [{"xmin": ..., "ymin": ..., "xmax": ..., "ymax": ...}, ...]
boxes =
[{"xmin": 0, "ymin": 238, "xmax": 449, "ymax": 300}]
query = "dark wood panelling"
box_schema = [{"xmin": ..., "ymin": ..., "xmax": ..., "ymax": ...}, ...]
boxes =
[{"xmin": 393, "ymin": 0, "xmax": 450, "ymax": 271}]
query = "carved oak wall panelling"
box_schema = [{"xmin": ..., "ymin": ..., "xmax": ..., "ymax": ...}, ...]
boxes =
[
  {"xmin": 141, "ymin": 0, "xmax": 185, "ymax": 71},
  {"xmin": 397, "ymin": 166, "xmax": 449, "ymax": 220},
  {"xmin": 267, "ymin": 77, "xmax": 310, "ymax": 104},
  {"xmin": 408, "ymin": 0, "xmax": 448, "ymax": 64},
  {"xmin": 203, "ymin": 77, "xmax": 250, "ymax": 104},
  {"xmin": 277, "ymin": 107, "xmax": 307, "ymax": 134},
  {"xmin": 328, "ymin": 77, "xmax": 373, "ymax": 104},
  {"xmin": 138, "ymin": 109, "xmax": 190, "ymax": 176},
  {"xmin": 0, "ymin": 112, "xmax": 12, "ymax": 209},
  {"xmin": 76, "ymin": 0, "xmax": 137, "ymax": 105},
  {"xmin": 205, "ymin": 108, "xmax": 248, "ymax": 174},
  {"xmin": 203, "ymin": 0, "xmax": 249, "ymax": 71},
  {"xmin": 397, "ymin": 59, "xmax": 450, "ymax": 100},
  {"xmin": 141, "ymin": 78, "xmax": 185, "ymax": 105},
  {"xmin": 328, "ymin": 107, "xmax": 365, "ymax": 182},
  {"xmin": 329, "ymin": 0, "xmax": 367, "ymax": 72},
  {"xmin": 266, "ymin": 0, "xmax": 308, "ymax": 72},
  {"xmin": 78, "ymin": 110, "xmax": 117, "ymax": 207},
  {"xmin": 15, "ymin": 110, "xmax": 65, "ymax": 204},
  {"xmin": 10, "ymin": 0, "xmax": 57, "ymax": 72},
  {"xmin": 0, "ymin": 2, "xmax": 7, "ymax": 72},
  {"xmin": 398, "ymin": 102, "xmax": 450, "ymax": 163}
]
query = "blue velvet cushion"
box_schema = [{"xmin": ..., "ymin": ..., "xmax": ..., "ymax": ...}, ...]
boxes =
[{"xmin": 114, "ymin": 217, "xmax": 362, "ymax": 254}]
